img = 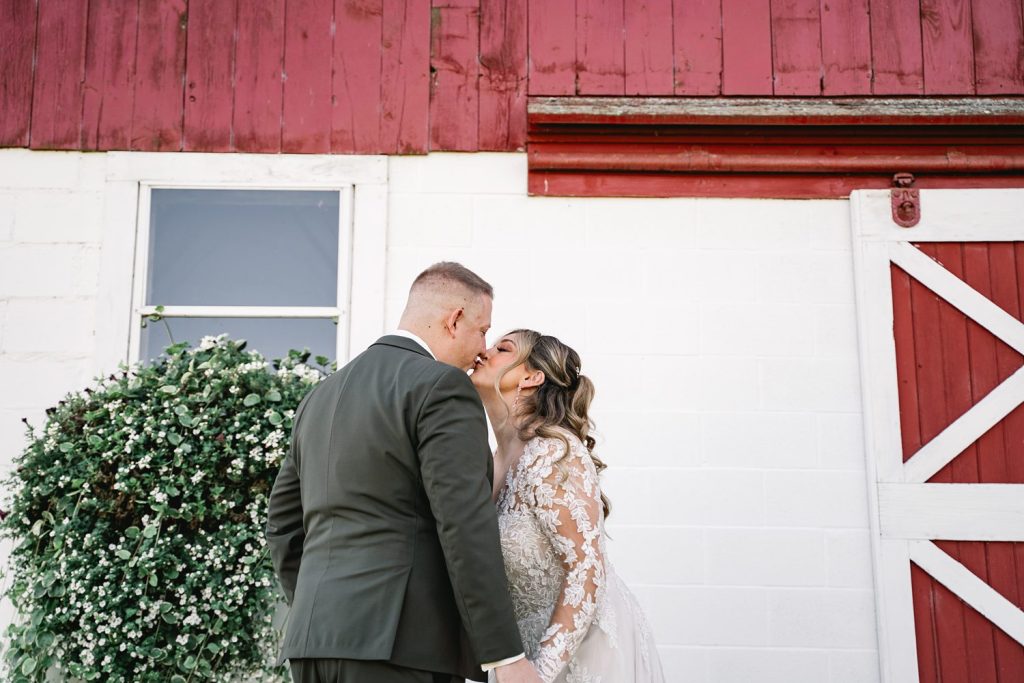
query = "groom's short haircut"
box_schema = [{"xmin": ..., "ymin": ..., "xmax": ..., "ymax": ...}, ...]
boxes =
[{"xmin": 410, "ymin": 262, "xmax": 494, "ymax": 300}]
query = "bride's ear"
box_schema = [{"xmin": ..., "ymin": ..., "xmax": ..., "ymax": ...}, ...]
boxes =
[{"xmin": 520, "ymin": 370, "xmax": 544, "ymax": 390}]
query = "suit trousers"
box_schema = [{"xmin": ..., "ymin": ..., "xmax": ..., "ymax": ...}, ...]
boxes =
[{"xmin": 289, "ymin": 658, "xmax": 463, "ymax": 683}]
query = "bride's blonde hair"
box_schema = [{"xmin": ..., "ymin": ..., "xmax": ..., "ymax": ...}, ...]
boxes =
[{"xmin": 494, "ymin": 329, "xmax": 611, "ymax": 519}]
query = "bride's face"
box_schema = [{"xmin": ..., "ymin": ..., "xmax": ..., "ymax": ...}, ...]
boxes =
[{"xmin": 470, "ymin": 334, "xmax": 528, "ymax": 395}]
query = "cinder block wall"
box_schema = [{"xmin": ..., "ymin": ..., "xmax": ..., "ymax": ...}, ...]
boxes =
[
  {"xmin": 386, "ymin": 155, "xmax": 878, "ymax": 683},
  {"xmin": 0, "ymin": 151, "xmax": 879, "ymax": 683}
]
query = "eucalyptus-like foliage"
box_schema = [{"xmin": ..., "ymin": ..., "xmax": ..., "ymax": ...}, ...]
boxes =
[{"xmin": 0, "ymin": 335, "xmax": 331, "ymax": 682}]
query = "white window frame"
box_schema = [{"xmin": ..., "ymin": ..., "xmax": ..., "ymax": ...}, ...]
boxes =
[{"xmin": 93, "ymin": 152, "xmax": 387, "ymax": 378}]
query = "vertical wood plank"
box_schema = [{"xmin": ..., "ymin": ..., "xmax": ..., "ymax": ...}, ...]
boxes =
[
  {"xmin": 30, "ymin": 0, "xmax": 88, "ymax": 150},
  {"xmin": 892, "ymin": 264, "xmax": 923, "ymax": 462},
  {"xmin": 819, "ymin": 0, "xmax": 871, "ymax": 95},
  {"xmin": 82, "ymin": 0, "xmax": 138, "ymax": 150},
  {"xmin": 770, "ymin": 0, "xmax": 822, "ymax": 95},
  {"xmin": 576, "ymin": 0, "xmax": 625, "ymax": 94},
  {"xmin": 0, "ymin": 0, "xmax": 38, "ymax": 147},
  {"xmin": 479, "ymin": 0, "xmax": 527, "ymax": 151},
  {"xmin": 673, "ymin": 0, "xmax": 722, "ymax": 95},
  {"xmin": 527, "ymin": 0, "xmax": 575, "ymax": 95},
  {"xmin": 282, "ymin": 0, "xmax": 334, "ymax": 153},
  {"xmin": 429, "ymin": 5, "xmax": 480, "ymax": 151},
  {"xmin": 972, "ymin": 0, "xmax": 1024, "ymax": 94},
  {"xmin": 910, "ymin": 564, "xmax": 941, "ymax": 683},
  {"xmin": 624, "ymin": 0, "xmax": 674, "ymax": 95},
  {"xmin": 869, "ymin": 0, "xmax": 924, "ymax": 94},
  {"xmin": 380, "ymin": 0, "xmax": 430, "ymax": 153},
  {"xmin": 941, "ymin": 244, "xmax": 1000, "ymax": 683},
  {"xmin": 234, "ymin": 0, "xmax": 285, "ymax": 153},
  {"xmin": 721, "ymin": 0, "xmax": 772, "ymax": 94},
  {"xmin": 332, "ymin": 0, "xmax": 383, "ymax": 154},
  {"xmin": 183, "ymin": 0, "xmax": 237, "ymax": 152},
  {"xmin": 131, "ymin": 0, "xmax": 187, "ymax": 151},
  {"xmin": 921, "ymin": 0, "xmax": 975, "ymax": 94}
]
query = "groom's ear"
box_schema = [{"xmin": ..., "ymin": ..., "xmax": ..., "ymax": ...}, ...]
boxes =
[{"xmin": 443, "ymin": 307, "xmax": 465, "ymax": 337}]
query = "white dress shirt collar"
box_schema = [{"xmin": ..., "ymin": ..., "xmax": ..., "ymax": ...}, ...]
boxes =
[{"xmin": 389, "ymin": 328, "xmax": 437, "ymax": 360}]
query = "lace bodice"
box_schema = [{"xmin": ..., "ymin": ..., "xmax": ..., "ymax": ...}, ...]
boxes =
[{"xmin": 496, "ymin": 434, "xmax": 612, "ymax": 683}]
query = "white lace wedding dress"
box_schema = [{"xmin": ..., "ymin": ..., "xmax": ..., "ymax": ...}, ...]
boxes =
[{"xmin": 489, "ymin": 434, "xmax": 666, "ymax": 683}]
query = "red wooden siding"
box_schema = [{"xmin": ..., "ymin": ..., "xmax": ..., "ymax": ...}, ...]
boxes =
[
  {"xmin": 892, "ymin": 242, "xmax": 1024, "ymax": 681},
  {"xmin": 892, "ymin": 244, "xmax": 1024, "ymax": 484},
  {"xmin": 3, "ymin": 0, "xmax": 1024, "ymax": 153}
]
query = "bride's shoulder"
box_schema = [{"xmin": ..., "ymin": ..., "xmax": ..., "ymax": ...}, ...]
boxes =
[{"xmin": 525, "ymin": 431, "xmax": 591, "ymax": 469}]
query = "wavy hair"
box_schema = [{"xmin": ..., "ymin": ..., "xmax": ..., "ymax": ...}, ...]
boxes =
[{"xmin": 494, "ymin": 329, "xmax": 611, "ymax": 519}]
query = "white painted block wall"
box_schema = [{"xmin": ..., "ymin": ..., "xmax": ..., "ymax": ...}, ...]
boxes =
[
  {"xmin": 387, "ymin": 154, "xmax": 878, "ymax": 683},
  {"xmin": 0, "ymin": 150, "xmax": 879, "ymax": 682}
]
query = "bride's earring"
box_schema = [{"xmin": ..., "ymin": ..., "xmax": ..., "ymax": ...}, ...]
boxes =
[{"xmin": 513, "ymin": 385, "xmax": 522, "ymax": 411}]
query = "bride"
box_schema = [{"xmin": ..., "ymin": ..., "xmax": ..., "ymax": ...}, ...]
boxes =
[{"xmin": 471, "ymin": 330, "xmax": 666, "ymax": 683}]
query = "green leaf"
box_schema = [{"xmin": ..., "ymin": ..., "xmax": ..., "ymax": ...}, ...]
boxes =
[
  {"xmin": 242, "ymin": 393, "xmax": 261, "ymax": 407},
  {"xmin": 115, "ymin": 549, "xmax": 131, "ymax": 561},
  {"xmin": 177, "ymin": 415, "xmax": 192, "ymax": 428},
  {"xmin": 315, "ymin": 355, "xmax": 329, "ymax": 367},
  {"xmin": 35, "ymin": 632, "xmax": 54, "ymax": 649},
  {"xmin": 266, "ymin": 390, "xmax": 282, "ymax": 402},
  {"xmin": 174, "ymin": 404, "xmax": 189, "ymax": 415},
  {"xmin": 20, "ymin": 657, "xmax": 36, "ymax": 675},
  {"xmin": 159, "ymin": 385, "xmax": 179, "ymax": 394},
  {"xmin": 183, "ymin": 655, "xmax": 196, "ymax": 670},
  {"xmin": 58, "ymin": 442, "xmax": 73, "ymax": 453},
  {"xmin": 170, "ymin": 676, "xmax": 185, "ymax": 683},
  {"xmin": 167, "ymin": 432, "xmax": 182, "ymax": 446},
  {"xmin": 87, "ymin": 434, "xmax": 103, "ymax": 448},
  {"xmin": 268, "ymin": 412, "xmax": 283, "ymax": 426},
  {"xmin": 148, "ymin": 573, "xmax": 157, "ymax": 587},
  {"xmin": 125, "ymin": 526, "xmax": 140, "ymax": 539},
  {"xmin": 142, "ymin": 524, "xmax": 158, "ymax": 539},
  {"xmin": 161, "ymin": 611, "xmax": 178, "ymax": 624},
  {"xmin": 205, "ymin": 643, "xmax": 220, "ymax": 654}
]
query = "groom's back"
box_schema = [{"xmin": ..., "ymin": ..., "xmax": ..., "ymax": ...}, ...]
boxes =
[{"xmin": 276, "ymin": 335, "xmax": 492, "ymax": 678}]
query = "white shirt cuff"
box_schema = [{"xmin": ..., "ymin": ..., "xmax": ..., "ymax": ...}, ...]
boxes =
[{"xmin": 481, "ymin": 653, "xmax": 526, "ymax": 671}]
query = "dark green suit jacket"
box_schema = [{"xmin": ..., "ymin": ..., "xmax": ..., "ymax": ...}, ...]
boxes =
[{"xmin": 265, "ymin": 335, "xmax": 523, "ymax": 681}]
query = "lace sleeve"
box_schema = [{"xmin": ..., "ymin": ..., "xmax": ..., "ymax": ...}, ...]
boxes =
[{"xmin": 526, "ymin": 437, "xmax": 605, "ymax": 683}]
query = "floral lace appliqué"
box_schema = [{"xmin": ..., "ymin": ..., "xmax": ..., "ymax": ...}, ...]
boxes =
[{"xmin": 497, "ymin": 435, "xmax": 613, "ymax": 683}]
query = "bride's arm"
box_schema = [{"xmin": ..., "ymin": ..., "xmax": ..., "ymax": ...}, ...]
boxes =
[{"xmin": 528, "ymin": 438, "xmax": 604, "ymax": 683}]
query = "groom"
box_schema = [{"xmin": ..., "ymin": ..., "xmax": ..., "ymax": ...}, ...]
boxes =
[{"xmin": 266, "ymin": 262, "xmax": 540, "ymax": 683}]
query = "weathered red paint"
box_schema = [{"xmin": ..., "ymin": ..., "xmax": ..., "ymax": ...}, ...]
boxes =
[
  {"xmin": 869, "ymin": 0, "xmax": 925, "ymax": 94},
  {"xmin": 4, "ymin": 0, "xmax": 1024, "ymax": 154},
  {"xmin": 479, "ymin": 0, "xmax": 528, "ymax": 150},
  {"xmin": 921, "ymin": 0, "xmax": 976, "ymax": 95},
  {"xmin": 972, "ymin": 0, "xmax": 1024, "ymax": 94},
  {"xmin": 0, "ymin": 0, "xmax": 35, "ymax": 147},
  {"xmin": 672, "ymin": 0, "xmax": 723, "ymax": 95},
  {"xmin": 183, "ymin": 0, "xmax": 236, "ymax": 152},
  {"xmin": 333, "ymin": 0, "xmax": 384, "ymax": 154},
  {"xmin": 624, "ymin": 0, "xmax": 674, "ymax": 96},
  {"xmin": 30, "ymin": 0, "xmax": 89, "ymax": 150},
  {"xmin": 233, "ymin": 0, "xmax": 285, "ymax": 153},
  {"xmin": 770, "ymin": 0, "xmax": 822, "ymax": 95},
  {"xmin": 721, "ymin": 0, "xmax": 773, "ymax": 95},
  {"xmin": 430, "ymin": 5, "xmax": 481, "ymax": 151},
  {"xmin": 380, "ymin": 0, "xmax": 430, "ymax": 154},
  {"xmin": 282, "ymin": 0, "xmax": 334, "ymax": 154},
  {"xmin": 577, "ymin": 0, "xmax": 626, "ymax": 95},
  {"xmin": 892, "ymin": 244, "xmax": 1024, "ymax": 681},
  {"xmin": 819, "ymin": 0, "xmax": 871, "ymax": 95}
]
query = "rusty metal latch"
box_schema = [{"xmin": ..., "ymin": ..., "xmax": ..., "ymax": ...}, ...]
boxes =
[{"xmin": 891, "ymin": 172, "xmax": 920, "ymax": 228}]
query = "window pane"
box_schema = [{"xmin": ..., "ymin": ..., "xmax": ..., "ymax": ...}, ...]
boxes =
[
  {"xmin": 146, "ymin": 189, "xmax": 339, "ymax": 306},
  {"xmin": 139, "ymin": 317, "xmax": 337, "ymax": 365}
]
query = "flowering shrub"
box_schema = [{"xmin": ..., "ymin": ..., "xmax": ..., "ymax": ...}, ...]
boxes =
[{"xmin": 0, "ymin": 335, "xmax": 329, "ymax": 682}]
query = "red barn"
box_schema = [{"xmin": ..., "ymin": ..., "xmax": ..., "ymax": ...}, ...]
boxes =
[{"xmin": 1, "ymin": 1, "xmax": 1024, "ymax": 681}]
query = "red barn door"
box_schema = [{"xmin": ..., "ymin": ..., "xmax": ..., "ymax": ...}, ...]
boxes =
[{"xmin": 852, "ymin": 189, "xmax": 1024, "ymax": 683}]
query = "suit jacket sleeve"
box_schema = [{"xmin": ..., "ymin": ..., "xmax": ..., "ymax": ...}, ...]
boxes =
[
  {"xmin": 265, "ymin": 392, "xmax": 311, "ymax": 604},
  {"xmin": 417, "ymin": 367, "xmax": 525, "ymax": 664}
]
